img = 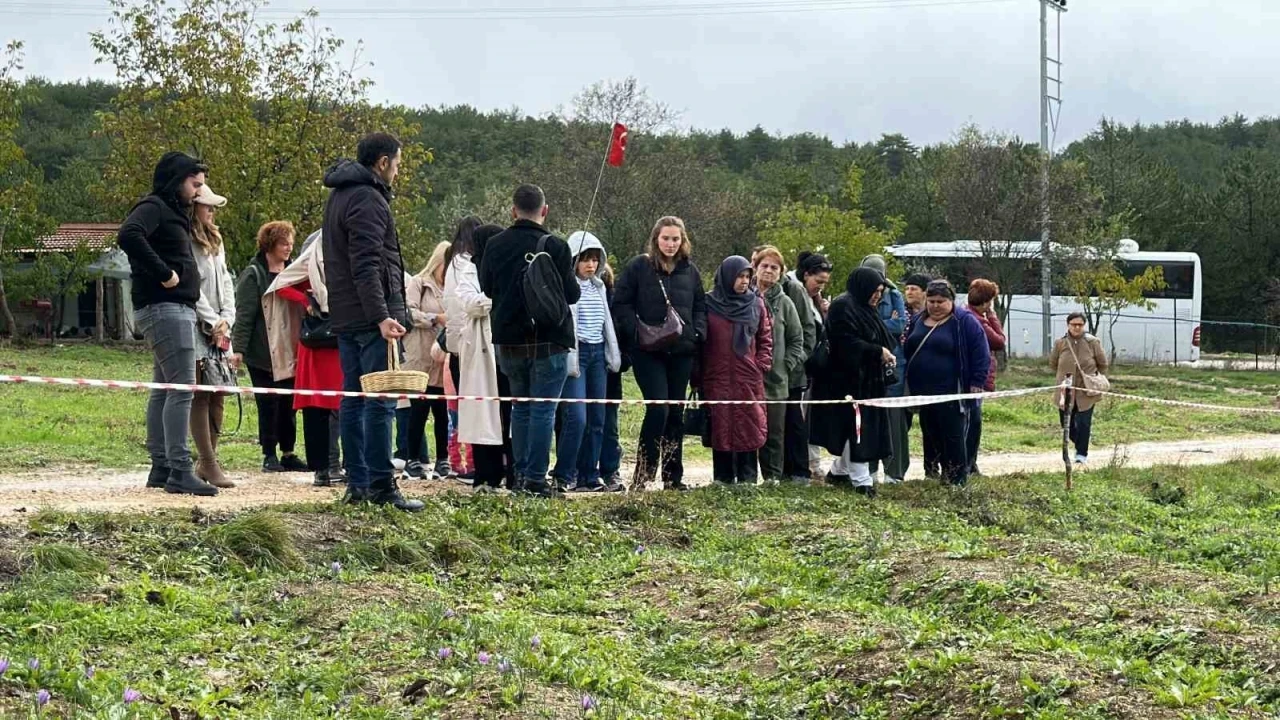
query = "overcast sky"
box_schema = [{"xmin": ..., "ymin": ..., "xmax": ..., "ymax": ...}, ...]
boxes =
[{"xmin": 5, "ymin": 0, "xmax": 1280, "ymax": 148}]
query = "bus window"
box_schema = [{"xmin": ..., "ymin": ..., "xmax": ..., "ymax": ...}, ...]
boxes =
[{"xmin": 1122, "ymin": 261, "xmax": 1195, "ymax": 300}]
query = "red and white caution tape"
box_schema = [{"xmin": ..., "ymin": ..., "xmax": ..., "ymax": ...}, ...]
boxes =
[
  {"xmin": 0, "ymin": 374, "xmax": 1065, "ymax": 408},
  {"xmin": 1092, "ymin": 389, "xmax": 1280, "ymax": 415}
]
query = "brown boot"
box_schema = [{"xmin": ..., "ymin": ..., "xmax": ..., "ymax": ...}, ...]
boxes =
[{"xmin": 192, "ymin": 392, "xmax": 235, "ymax": 489}]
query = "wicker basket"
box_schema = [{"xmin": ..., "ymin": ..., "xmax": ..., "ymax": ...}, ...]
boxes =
[{"xmin": 360, "ymin": 341, "xmax": 429, "ymax": 394}]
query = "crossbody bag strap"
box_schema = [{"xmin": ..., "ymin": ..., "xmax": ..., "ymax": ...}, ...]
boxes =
[
  {"xmin": 907, "ymin": 315, "xmax": 950, "ymax": 370},
  {"xmin": 1065, "ymin": 336, "xmax": 1087, "ymax": 378}
]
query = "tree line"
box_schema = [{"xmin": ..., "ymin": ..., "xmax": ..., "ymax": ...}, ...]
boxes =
[{"xmin": 2, "ymin": 0, "xmax": 1278, "ymax": 346}]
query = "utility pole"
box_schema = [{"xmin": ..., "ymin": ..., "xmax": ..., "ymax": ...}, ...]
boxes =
[{"xmin": 1040, "ymin": 0, "xmax": 1066, "ymax": 354}]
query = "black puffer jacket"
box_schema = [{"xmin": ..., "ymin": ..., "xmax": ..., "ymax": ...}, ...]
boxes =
[
  {"xmin": 117, "ymin": 152, "xmax": 205, "ymax": 310},
  {"xmin": 613, "ymin": 255, "xmax": 707, "ymax": 356},
  {"xmin": 321, "ymin": 160, "xmax": 408, "ymax": 334}
]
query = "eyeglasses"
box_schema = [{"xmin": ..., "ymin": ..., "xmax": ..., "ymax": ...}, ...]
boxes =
[{"xmin": 1068, "ymin": 322, "xmax": 1085, "ymax": 328}]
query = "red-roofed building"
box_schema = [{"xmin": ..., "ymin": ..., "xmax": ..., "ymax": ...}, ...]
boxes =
[{"xmin": 15, "ymin": 223, "xmax": 119, "ymax": 255}]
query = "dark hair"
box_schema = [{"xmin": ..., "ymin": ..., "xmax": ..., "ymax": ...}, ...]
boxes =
[
  {"xmin": 444, "ymin": 215, "xmax": 483, "ymax": 268},
  {"xmin": 925, "ymin": 279, "xmax": 956, "ymax": 300},
  {"xmin": 357, "ymin": 132, "xmax": 402, "ymax": 168},
  {"xmin": 513, "ymin": 184, "xmax": 546, "ymax": 216},
  {"xmin": 796, "ymin": 252, "xmax": 832, "ymax": 279},
  {"xmin": 469, "ymin": 223, "xmax": 506, "ymax": 269},
  {"xmin": 1066, "ymin": 312, "xmax": 1087, "ymax": 324},
  {"xmin": 903, "ymin": 272, "xmax": 933, "ymax": 291}
]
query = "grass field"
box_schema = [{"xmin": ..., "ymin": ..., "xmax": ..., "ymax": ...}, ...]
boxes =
[
  {"xmin": 2, "ymin": 343, "xmax": 1280, "ymax": 472},
  {"xmin": 1, "ymin": 460, "xmax": 1280, "ymax": 717}
]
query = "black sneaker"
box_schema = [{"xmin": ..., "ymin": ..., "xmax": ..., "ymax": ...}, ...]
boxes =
[
  {"xmin": 573, "ymin": 481, "xmax": 605, "ymax": 493},
  {"xmin": 370, "ymin": 477, "xmax": 425, "ymax": 512},
  {"xmin": 262, "ymin": 455, "xmax": 284, "ymax": 473},
  {"xmin": 825, "ymin": 472, "xmax": 853, "ymax": 488},
  {"xmin": 405, "ymin": 460, "xmax": 428, "ymax": 480},
  {"xmin": 435, "ymin": 460, "xmax": 454, "ymax": 479},
  {"xmin": 164, "ymin": 469, "xmax": 219, "ymax": 497},
  {"xmin": 146, "ymin": 463, "xmax": 169, "ymax": 489},
  {"xmin": 853, "ymin": 484, "xmax": 877, "ymax": 498},
  {"xmin": 519, "ymin": 477, "xmax": 563, "ymax": 499},
  {"xmin": 602, "ymin": 478, "xmax": 625, "ymax": 493},
  {"xmin": 664, "ymin": 480, "xmax": 691, "ymax": 492},
  {"xmin": 328, "ymin": 466, "xmax": 348, "ymax": 483},
  {"xmin": 342, "ymin": 485, "xmax": 371, "ymax": 505},
  {"xmin": 313, "ymin": 470, "xmax": 332, "ymax": 488},
  {"xmin": 280, "ymin": 454, "xmax": 309, "ymax": 472}
]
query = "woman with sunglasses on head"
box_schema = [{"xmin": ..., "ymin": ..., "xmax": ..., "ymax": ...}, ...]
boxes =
[{"xmin": 902, "ymin": 280, "xmax": 990, "ymax": 488}]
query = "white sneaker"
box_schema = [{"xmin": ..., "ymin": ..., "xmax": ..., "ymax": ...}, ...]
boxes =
[
  {"xmin": 1074, "ymin": 454, "xmax": 1087, "ymax": 465},
  {"xmin": 392, "ymin": 458, "xmax": 406, "ymax": 472},
  {"xmin": 884, "ymin": 476, "xmax": 905, "ymax": 485}
]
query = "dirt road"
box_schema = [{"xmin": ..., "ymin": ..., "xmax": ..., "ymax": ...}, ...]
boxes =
[{"xmin": 0, "ymin": 435, "xmax": 1274, "ymax": 518}]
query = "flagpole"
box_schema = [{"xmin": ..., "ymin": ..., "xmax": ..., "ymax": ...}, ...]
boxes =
[{"xmin": 581, "ymin": 121, "xmax": 616, "ymax": 235}]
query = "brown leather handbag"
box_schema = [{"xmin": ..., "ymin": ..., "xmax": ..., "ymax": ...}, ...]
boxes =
[{"xmin": 636, "ymin": 274, "xmax": 685, "ymax": 352}]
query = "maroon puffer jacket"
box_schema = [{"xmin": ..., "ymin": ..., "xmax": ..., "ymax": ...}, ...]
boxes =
[{"xmin": 701, "ymin": 297, "xmax": 773, "ymax": 452}]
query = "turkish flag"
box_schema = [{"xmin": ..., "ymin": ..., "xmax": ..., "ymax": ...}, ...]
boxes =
[{"xmin": 607, "ymin": 122, "xmax": 628, "ymax": 167}]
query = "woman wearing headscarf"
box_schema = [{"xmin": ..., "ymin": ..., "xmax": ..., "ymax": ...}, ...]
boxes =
[
  {"xmin": 700, "ymin": 256, "xmax": 773, "ymax": 485},
  {"xmin": 902, "ymin": 280, "xmax": 991, "ymax": 487},
  {"xmin": 809, "ymin": 267, "xmax": 897, "ymax": 496}
]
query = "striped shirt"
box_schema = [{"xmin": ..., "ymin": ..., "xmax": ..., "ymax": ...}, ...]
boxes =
[{"xmin": 576, "ymin": 278, "xmax": 607, "ymax": 344}]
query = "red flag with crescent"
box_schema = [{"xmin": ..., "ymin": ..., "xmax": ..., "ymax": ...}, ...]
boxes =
[{"xmin": 607, "ymin": 122, "xmax": 628, "ymax": 167}]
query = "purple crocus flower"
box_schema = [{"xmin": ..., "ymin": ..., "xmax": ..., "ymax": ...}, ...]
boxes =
[
  {"xmin": 443, "ymin": 609, "xmax": 456, "ymax": 619},
  {"xmin": 497, "ymin": 658, "xmax": 514, "ymax": 674},
  {"xmin": 581, "ymin": 694, "xmax": 597, "ymax": 711},
  {"xmin": 635, "ymin": 544, "xmax": 647, "ymax": 555},
  {"xmin": 27, "ymin": 658, "xmax": 39, "ymax": 671},
  {"xmin": 330, "ymin": 561, "xmax": 342, "ymax": 575},
  {"xmin": 84, "ymin": 666, "xmax": 95, "ymax": 679},
  {"xmin": 123, "ymin": 688, "xmax": 142, "ymax": 704},
  {"xmin": 437, "ymin": 647, "xmax": 453, "ymax": 660},
  {"xmin": 0, "ymin": 658, "xmax": 9, "ymax": 675},
  {"xmin": 477, "ymin": 651, "xmax": 491, "ymax": 665},
  {"xmin": 36, "ymin": 689, "xmax": 50, "ymax": 706},
  {"xmin": 530, "ymin": 635, "xmax": 542, "ymax": 650}
]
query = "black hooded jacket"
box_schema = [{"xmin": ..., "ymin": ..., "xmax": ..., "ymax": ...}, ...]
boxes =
[
  {"xmin": 117, "ymin": 152, "xmax": 206, "ymax": 309},
  {"xmin": 321, "ymin": 160, "xmax": 408, "ymax": 334}
]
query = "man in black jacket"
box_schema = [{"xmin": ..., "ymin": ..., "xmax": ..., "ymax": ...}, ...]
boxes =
[
  {"xmin": 478, "ymin": 184, "xmax": 579, "ymax": 497},
  {"xmin": 117, "ymin": 151, "xmax": 219, "ymax": 497},
  {"xmin": 321, "ymin": 132, "xmax": 423, "ymax": 512}
]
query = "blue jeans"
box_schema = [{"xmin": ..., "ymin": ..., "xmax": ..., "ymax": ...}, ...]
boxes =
[
  {"xmin": 135, "ymin": 303, "xmax": 197, "ymax": 472},
  {"xmin": 338, "ymin": 331, "xmax": 395, "ymax": 490},
  {"xmin": 555, "ymin": 343, "xmax": 608, "ymax": 485},
  {"xmin": 497, "ymin": 347, "xmax": 568, "ymax": 482},
  {"xmin": 600, "ymin": 371, "xmax": 623, "ymax": 479}
]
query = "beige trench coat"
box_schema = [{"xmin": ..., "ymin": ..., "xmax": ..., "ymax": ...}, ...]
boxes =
[
  {"xmin": 404, "ymin": 273, "xmax": 447, "ymax": 387},
  {"xmin": 443, "ymin": 254, "xmax": 503, "ymax": 445}
]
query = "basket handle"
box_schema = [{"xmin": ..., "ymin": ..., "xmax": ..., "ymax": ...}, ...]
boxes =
[{"xmin": 386, "ymin": 338, "xmax": 401, "ymax": 371}]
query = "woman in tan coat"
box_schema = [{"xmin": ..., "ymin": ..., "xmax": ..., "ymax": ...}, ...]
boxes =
[
  {"xmin": 1049, "ymin": 312, "xmax": 1109, "ymax": 465},
  {"xmin": 404, "ymin": 241, "xmax": 451, "ymax": 480}
]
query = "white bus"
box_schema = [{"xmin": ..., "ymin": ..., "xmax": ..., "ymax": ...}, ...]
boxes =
[{"xmin": 885, "ymin": 239, "xmax": 1203, "ymax": 364}]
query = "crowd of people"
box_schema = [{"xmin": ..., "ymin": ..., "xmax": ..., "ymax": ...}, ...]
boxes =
[{"xmin": 116, "ymin": 133, "xmax": 1108, "ymax": 507}]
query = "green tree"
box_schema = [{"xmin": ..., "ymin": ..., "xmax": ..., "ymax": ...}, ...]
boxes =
[
  {"xmin": 91, "ymin": 0, "xmax": 431, "ymax": 269},
  {"xmin": 757, "ymin": 164, "xmax": 904, "ymax": 286},
  {"xmin": 1066, "ymin": 262, "xmax": 1166, "ymax": 363},
  {"xmin": 0, "ymin": 40, "xmax": 58, "ymax": 336}
]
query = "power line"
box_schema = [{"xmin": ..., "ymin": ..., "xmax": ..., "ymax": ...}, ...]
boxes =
[{"xmin": 0, "ymin": 0, "xmax": 1014, "ymax": 19}]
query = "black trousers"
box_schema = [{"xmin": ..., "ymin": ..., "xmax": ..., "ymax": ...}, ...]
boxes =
[
  {"xmin": 408, "ymin": 388, "xmax": 449, "ymax": 464},
  {"xmin": 301, "ymin": 407, "xmax": 331, "ymax": 472},
  {"xmin": 919, "ymin": 400, "xmax": 969, "ymax": 486},
  {"xmin": 782, "ymin": 387, "xmax": 810, "ymax": 479},
  {"xmin": 248, "ymin": 365, "xmax": 297, "ymax": 458},
  {"xmin": 713, "ymin": 450, "xmax": 759, "ymax": 484},
  {"xmin": 1059, "ymin": 405, "xmax": 1095, "ymax": 458},
  {"xmin": 631, "ymin": 350, "xmax": 694, "ymax": 484},
  {"xmin": 966, "ymin": 400, "xmax": 984, "ymax": 473},
  {"xmin": 450, "ymin": 354, "xmax": 513, "ymax": 489}
]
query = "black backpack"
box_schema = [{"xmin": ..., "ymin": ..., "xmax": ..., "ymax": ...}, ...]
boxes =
[{"xmin": 522, "ymin": 234, "xmax": 569, "ymax": 331}]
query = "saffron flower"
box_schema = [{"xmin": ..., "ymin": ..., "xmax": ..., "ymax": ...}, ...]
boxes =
[
  {"xmin": 437, "ymin": 647, "xmax": 453, "ymax": 660},
  {"xmin": 0, "ymin": 658, "xmax": 9, "ymax": 675},
  {"xmin": 497, "ymin": 659, "xmax": 514, "ymax": 674},
  {"xmin": 530, "ymin": 635, "xmax": 542, "ymax": 650},
  {"xmin": 27, "ymin": 658, "xmax": 39, "ymax": 671},
  {"xmin": 123, "ymin": 688, "xmax": 142, "ymax": 704},
  {"xmin": 581, "ymin": 694, "xmax": 597, "ymax": 711},
  {"xmin": 36, "ymin": 689, "xmax": 50, "ymax": 706},
  {"xmin": 477, "ymin": 651, "xmax": 491, "ymax": 665},
  {"xmin": 330, "ymin": 561, "xmax": 342, "ymax": 575}
]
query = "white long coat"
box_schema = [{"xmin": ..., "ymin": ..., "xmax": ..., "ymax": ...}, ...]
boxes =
[{"xmin": 444, "ymin": 254, "xmax": 503, "ymax": 445}]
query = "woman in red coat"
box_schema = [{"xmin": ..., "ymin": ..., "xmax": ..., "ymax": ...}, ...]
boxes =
[{"xmin": 701, "ymin": 255, "xmax": 773, "ymax": 485}]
